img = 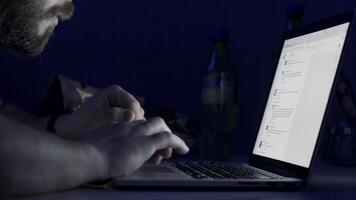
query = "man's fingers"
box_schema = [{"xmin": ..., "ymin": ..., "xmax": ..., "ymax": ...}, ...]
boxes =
[
  {"xmin": 161, "ymin": 148, "xmax": 173, "ymax": 159},
  {"xmin": 147, "ymin": 148, "xmax": 172, "ymax": 164},
  {"xmin": 145, "ymin": 132, "xmax": 189, "ymax": 156},
  {"xmin": 104, "ymin": 85, "xmax": 145, "ymax": 120},
  {"xmin": 134, "ymin": 117, "xmax": 172, "ymax": 136},
  {"xmin": 138, "ymin": 107, "xmax": 145, "ymax": 120},
  {"xmin": 107, "ymin": 107, "xmax": 135, "ymax": 122},
  {"xmin": 148, "ymin": 151, "xmax": 164, "ymax": 165}
]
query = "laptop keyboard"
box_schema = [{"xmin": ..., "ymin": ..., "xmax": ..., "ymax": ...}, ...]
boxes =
[{"xmin": 166, "ymin": 161, "xmax": 277, "ymax": 180}]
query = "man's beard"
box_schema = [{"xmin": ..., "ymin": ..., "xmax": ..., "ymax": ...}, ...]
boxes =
[{"xmin": 0, "ymin": 0, "xmax": 74, "ymax": 57}]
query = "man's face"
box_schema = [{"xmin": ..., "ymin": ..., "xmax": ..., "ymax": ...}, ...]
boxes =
[{"xmin": 0, "ymin": 0, "xmax": 74, "ymax": 56}]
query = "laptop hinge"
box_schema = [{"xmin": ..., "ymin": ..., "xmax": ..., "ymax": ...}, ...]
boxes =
[{"xmin": 250, "ymin": 163, "xmax": 299, "ymax": 178}]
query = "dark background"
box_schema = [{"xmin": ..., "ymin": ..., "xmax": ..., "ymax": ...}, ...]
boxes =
[{"xmin": 0, "ymin": 0, "xmax": 355, "ymax": 155}]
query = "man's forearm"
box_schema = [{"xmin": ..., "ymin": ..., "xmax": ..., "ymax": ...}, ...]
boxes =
[
  {"xmin": 0, "ymin": 114, "xmax": 107, "ymax": 197},
  {"xmin": 0, "ymin": 104, "xmax": 84, "ymax": 139},
  {"xmin": 0, "ymin": 104, "xmax": 50, "ymax": 131}
]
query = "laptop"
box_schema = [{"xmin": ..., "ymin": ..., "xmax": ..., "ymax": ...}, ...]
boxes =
[{"xmin": 115, "ymin": 11, "xmax": 354, "ymax": 189}]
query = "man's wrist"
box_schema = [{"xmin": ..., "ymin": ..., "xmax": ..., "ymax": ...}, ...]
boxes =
[{"xmin": 80, "ymin": 142, "xmax": 109, "ymax": 182}]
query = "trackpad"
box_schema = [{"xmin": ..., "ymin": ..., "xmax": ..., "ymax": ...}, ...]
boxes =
[
  {"xmin": 125, "ymin": 164, "xmax": 188, "ymax": 180},
  {"xmin": 140, "ymin": 166, "xmax": 175, "ymax": 173}
]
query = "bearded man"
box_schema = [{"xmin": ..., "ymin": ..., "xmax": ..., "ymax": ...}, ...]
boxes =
[{"xmin": 0, "ymin": 0, "xmax": 189, "ymax": 197}]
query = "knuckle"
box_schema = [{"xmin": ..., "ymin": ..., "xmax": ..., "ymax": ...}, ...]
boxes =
[
  {"xmin": 153, "ymin": 117, "xmax": 170, "ymax": 132},
  {"xmin": 140, "ymin": 109, "xmax": 145, "ymax": 118},
  {"xmin": 159, "ymin": 132, "xmax": 171, "ymax": 144},
  {"xmin": 131, "ymin": 99, "xmax": 143, "ymax": 113},
  {"xmin": 109, "ymin": 85, "xmax": 122, "ymax": 92},
  {"xmin": 130, "ymin": 100, "xmax": 141, "ymax": 110},
  {"xmin": 154, "ymin": 117, "xmax": 165, "ymax": 125},
  {"xmin": 165, "ymin": 131, "xmax": 173, "ymax": 140}
]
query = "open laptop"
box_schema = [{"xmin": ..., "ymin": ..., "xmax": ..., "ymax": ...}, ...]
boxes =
[{"xmin": 115, "ymin": 11, "xmax": 354, "ymax": 189}]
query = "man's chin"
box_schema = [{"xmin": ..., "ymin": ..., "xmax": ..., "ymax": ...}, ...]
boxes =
[
  {"xmin": 23, "ymin": 46, "xmax": 46, "ymax": 57},
  {"xmin": 16, "ymin": 44, "xmax": 46, "ymax": 58},
  {"xmin": 18, "ymin": 31, "xmax": 52, "ymax": 57}
]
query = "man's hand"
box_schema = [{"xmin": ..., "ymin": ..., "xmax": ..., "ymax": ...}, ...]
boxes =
[
  {"xmin": 56, "ymin": 85, "xmax": 145, "ymax": 139},
  {"xmin": 85, "ymin": 117, "xmax": 190, "ymax": 177},
  {"xmin": 0, "ymin": 114, "xmax": 187, "ymax": 196}
]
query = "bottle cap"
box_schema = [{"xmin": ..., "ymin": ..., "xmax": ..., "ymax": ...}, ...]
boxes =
[{"xmin": 286, "ymin": 3, "xmax": 304, "ymax": 20}]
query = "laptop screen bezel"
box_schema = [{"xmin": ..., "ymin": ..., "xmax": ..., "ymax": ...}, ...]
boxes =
[{"xmin": 249, "ymin": 11, "xmax": 354, "ymax": 180}]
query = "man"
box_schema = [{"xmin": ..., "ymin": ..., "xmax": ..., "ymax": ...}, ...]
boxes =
[{"xmin": 0, "ymin": 0, "xmax": 189, "ymax": 197}]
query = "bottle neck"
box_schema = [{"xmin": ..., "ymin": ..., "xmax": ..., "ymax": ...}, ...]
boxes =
[
  {"xmin": 208, "ymin": 41, "xmax": 232, "ymax": 71},
  {"xmin": 287, "ymin": 17, "xmax": 303, "ymax": 30}
]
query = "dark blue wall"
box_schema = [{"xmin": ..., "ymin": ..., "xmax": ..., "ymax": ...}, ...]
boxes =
[{"xmin": 1, "ymin": 0, "xmax": 356, "ymax": 155}]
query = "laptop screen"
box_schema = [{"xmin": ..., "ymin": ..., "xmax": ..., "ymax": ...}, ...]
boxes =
[{"xmin": 253, "ymin": 22, "xmax": 350, "ymax": 168}]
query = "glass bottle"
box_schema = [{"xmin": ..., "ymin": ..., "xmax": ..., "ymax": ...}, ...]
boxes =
[{"xmin": 200, "ymin": 30, "xmax": 237, "ymax": 161}]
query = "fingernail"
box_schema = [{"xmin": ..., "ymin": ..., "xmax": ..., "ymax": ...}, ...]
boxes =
[
  {"xmin": 156, "ymin": 156, "xmax": 163, "ymax": 165},
  {"xmin": 122, "ymin": 110, "xmax": 134, "ymax": 122}
]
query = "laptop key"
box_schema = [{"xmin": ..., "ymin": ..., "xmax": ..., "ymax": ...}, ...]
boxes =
[{"xmin": 167, "ymin": 161, "xmax": 274, "ymax": 180}]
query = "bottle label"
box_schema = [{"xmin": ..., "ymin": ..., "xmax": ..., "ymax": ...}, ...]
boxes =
[{"xmin": 201, "ymin": 77, "xmax": 235, "ymax": 105}]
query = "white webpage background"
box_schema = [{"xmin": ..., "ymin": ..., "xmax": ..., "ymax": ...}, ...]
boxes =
[{"xmin": 253, "ymin": 23, "xmax": 349, "ymax": 168}]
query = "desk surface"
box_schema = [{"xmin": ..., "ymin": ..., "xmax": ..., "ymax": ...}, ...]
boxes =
[{"xmin": 12, "ymin": 162, "xmax": 356, "ymax": 200}]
